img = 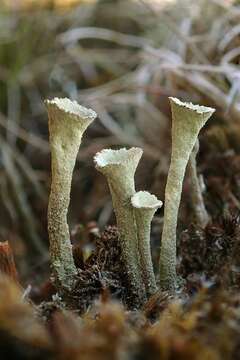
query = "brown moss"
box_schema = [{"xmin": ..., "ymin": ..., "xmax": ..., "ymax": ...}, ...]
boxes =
[
  {"xmin": 0, "ymin": 274, "xmax": 53, "ymax": 359},
  {"xmin": 58, "ymin": 226, "xmax": 128, "ymax": 313},
  {"xmin": 0, "ymin": 241, "xmax": 19, "ymax": 282},
  {"xmin": 178, "ymin": 213, "xmax": 240, "ymax": 289},
  {"xmin": 1, "ymin": 273, "xmax": 240, "ymax": 359}
]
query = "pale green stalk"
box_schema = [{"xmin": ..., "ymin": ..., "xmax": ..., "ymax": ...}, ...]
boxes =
[
  {"xmin": 160, "ymin": 97, "xmax": 215, "ymax": 291},
  {"xmin": 94, "ymin": 148, "xmax": 146, "ymax": 304},
  {"xmin": 45, "ymin": 97, "xmax": 96, "ymax": 289},
  {"xmin": 188, "ymin": 139, "xmax": 210, "ymax": 227},
  {"xmin": 131, "ymin": 191, "xmax": 162, "ymax": 296}
]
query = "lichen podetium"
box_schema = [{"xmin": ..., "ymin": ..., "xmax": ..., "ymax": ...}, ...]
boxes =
[
  {"xmin": 159, "ymin": 97, "xmax": 215, "ymax": 291},
  {"xmin": 94, "ymin": 147, "xmax": 146, "ymax": 305},
  {"xmin": 131, "ymin": 191, "xmax": 162, "ymax": 296},
  {"xmin": 45, "ymin": 97, "xmax": 97, "ymax": 290}
]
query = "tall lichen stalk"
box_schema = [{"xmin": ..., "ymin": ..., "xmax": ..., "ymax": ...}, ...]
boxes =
[
  {"xmin": 45, "ymin": 98, "xmax": 96, "ymax": 290},
  {"xmin": 159, "ymin": 97, "xmax": 215, "ymax": 291}
]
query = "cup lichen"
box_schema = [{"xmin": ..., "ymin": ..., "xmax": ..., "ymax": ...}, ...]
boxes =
[
  {"xmin": 45, "ymin": 97, "xmax": 97, "ymax": 289},
  {"xmin": 94, "ymin": 147, "xmax": 146, "ymax": 304},
  {"xmin": 131, "ymin": 191, "xmax": 162, "ymax": 296},
  {"xmin": 159, "ymin": 97, "xmax": 215, "ymax": 291}
]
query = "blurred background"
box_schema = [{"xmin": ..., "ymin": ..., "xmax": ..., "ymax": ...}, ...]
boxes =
[{"xmin": 0, "ymin": 0, "xmax": 240, "ymax": 284}]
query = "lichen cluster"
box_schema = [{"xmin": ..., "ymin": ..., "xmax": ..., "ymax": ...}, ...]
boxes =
[{"xmin": 45, "ymin": 96, "xmax": 215, "ymax": 301}]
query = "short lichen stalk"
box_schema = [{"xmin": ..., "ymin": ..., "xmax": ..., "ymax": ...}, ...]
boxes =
[
  {"xmin": 188, "ymin": 139, "xmax": 210, "ymax": 227},
  {"xmin": 45, "ymin": 97, "xmax": 96, "ymax": 290},
  {"xmin": 131, "ymin": 191, "xmax": 162, "ymax": 296},
  {"xmin": 160, "ymin": 97, "xmax": 215, "ymax": 291},
  {"xmin": 94, "ymin": 148, "xmax": 146, "ymax": 304}
]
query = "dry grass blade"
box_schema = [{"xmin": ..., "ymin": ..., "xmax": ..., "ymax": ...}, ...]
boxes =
[{"xmin": 1, "ymin": 145, "xmax": 46, "ymax": 256}]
